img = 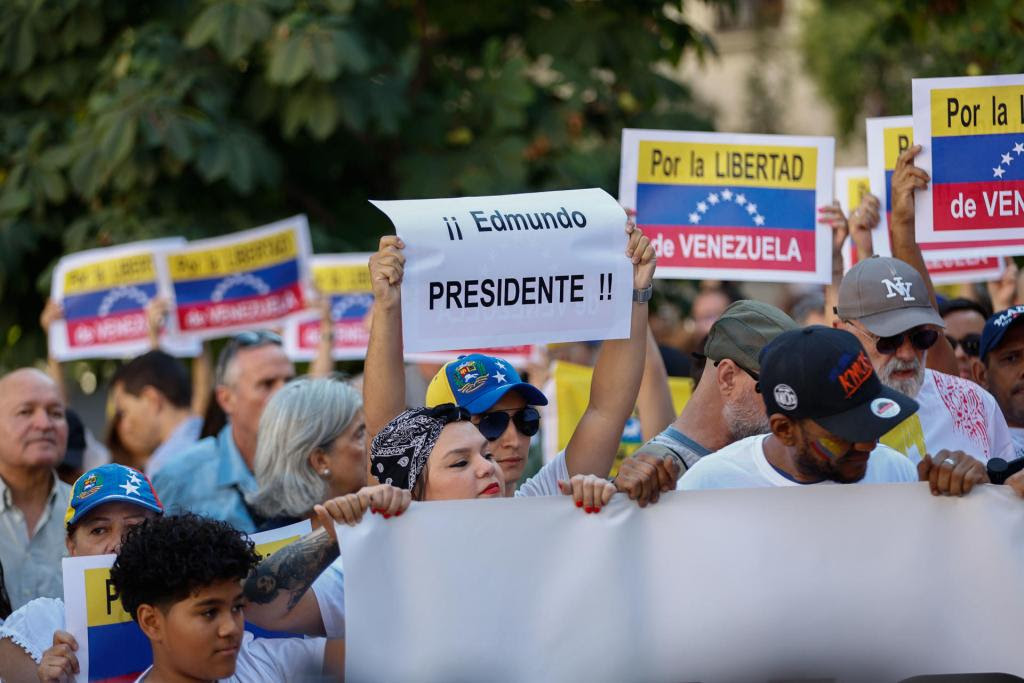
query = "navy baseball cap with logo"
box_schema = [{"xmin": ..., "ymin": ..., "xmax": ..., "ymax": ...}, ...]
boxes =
[
  {"xmin": 425, "ymin": 353, "xmax": 548, "ymax": 414},
  {"xmin": 65, "ymin": 464, "xmax": 164, "ymax": 529},
  {"xmin": 759, "ymin": 326, "xmax": 918, "ymax": 442},
  {"xmin": 979, "ymin": 305, "xmax": 1024, "ymax": 362}
]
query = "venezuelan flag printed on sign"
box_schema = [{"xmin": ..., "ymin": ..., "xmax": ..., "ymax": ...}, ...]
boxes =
[
  {"xmin": 166, "ymin": 217, "xmax": 311, "ymax": 337},
  {"xmin": 866, "ymin": 115, "xmax": 1003, "ymax": 284},
  {"xmin": 912, "ymin": 75, "xmax": 1024, "ymax": 255},
  {"xmin": 83, "ymin": 567, "xmax": 151, "ymax": 681},
  {"xmin": 50, "ymin": 240, "xmax": 188, "ymax": 363},
  {"xmin": 62, "ymin": 254, "xmax": 157, "ymax": 350},
  {"xmin": 289, "ymin": 255, "xmax": 374, "ymax": 361},
  {"xmin": 619, "ymin": 130, "xmax": 835, "ymax": 284}
]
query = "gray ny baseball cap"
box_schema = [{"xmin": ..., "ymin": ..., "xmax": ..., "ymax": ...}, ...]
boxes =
[{"xmin": 836, "ymin": 256, "xmax": 945, "ymax": 337}]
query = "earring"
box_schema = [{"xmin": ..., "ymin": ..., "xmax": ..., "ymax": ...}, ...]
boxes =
[{"xmin": 321, "ymin": 469, "xmax": 330, "ymax": 476}]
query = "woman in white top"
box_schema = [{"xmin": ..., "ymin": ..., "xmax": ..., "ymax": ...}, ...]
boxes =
[{"xmin": 243, "ymin": 404, "xmax": 631, "ymax": 642}]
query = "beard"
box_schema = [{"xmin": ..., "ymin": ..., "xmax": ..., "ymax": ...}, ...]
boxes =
[
  {"xmin": 878, "ymin": 355, "xmax": 925, "ymax": 397},
  {"xmin": 723, "ymin": 396, "xmax": 771, "ymax": 441},
  {"xmin": 794, "ymin": 445, "xmax": 869, "ymax": 484}
]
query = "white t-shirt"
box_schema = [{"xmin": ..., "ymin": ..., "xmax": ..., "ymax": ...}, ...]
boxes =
[
  {"xmin": 310, "ymin": 451, "xmax": 569, "ymax": 639},
  {"xmin": 133, "ymin": 631, "xmax": 324, "ymax": 682},
  {"xmin": 311, "ymin": 556, "xmax": 345, "ymax": 639},
  {"xmin": 1009, "ymin": 427, "xmax": 1024, "ymax": 459},
  {"xmin": 880, "ymin": 369, "xmax": 1014, "ymax": 464},
  {"xmin": 0, "ymin": 596, "xmax": 64, "ymax": 662},
  {"xmin": 678, "ymin": 434, "xmax": 918, "ymax": 490},
  {"xmin": 515, "ymin": 450, "xmax": 568, "ymax": 497}
]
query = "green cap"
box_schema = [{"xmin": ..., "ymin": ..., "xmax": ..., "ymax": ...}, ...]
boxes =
[{"xmin": 703, "ymin": 300, "xmax": 798, "ymax": 373}]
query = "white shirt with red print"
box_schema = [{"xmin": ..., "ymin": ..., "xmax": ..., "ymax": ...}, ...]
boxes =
[{"xmin": 880, "ymin": 369, "xmax": 1014, "ymax": 464}]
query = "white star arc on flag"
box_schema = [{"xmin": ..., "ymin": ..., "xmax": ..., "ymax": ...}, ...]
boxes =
[
  {"xmin": 992, "ymin": 143, "xmax": 1024, "ymax": 177},
  {"xmin": 688, "ymin": 189, "xmax": 765, "ymax": 226}
]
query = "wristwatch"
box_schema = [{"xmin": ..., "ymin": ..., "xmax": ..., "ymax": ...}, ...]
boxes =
[{"xmin": 632, "ymin": 284, "xmax": 653, "ymax": 303}]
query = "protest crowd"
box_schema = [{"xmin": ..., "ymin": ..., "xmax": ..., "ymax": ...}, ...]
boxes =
[{"xmin": 2, "ymin": 35, "xmax": 1024, "ymax": 683}]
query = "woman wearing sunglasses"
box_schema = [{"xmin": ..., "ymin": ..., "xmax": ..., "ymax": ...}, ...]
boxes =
[
  {"xmin": 364, "ymin": 220, "xmax": 659, "ymax": 497},
  {"xmin": 242, "ymin": 403, "xmax": 638, "ymax": 642}
]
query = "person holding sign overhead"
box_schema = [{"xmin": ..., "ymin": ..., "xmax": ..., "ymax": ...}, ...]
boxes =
[
  {"xmin": 364, "ymin": 219, "xmax": 656, "ymax": 497},
  {"xmin": 0, "ymin": 463, "xmax": 163, "ymax": 683}
]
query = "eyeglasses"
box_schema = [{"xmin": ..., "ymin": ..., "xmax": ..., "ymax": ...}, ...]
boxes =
[
  {"xmin": 870, "ymin": 327, "xmax": 939, "ymax": 355},
  {"xmin": 215, "ymin": 330, "xmax": 284, "ymax": 384},
  {"xmin": 946, "ymin": 333, "xmax": 981, "ymax": 357},
  {"xmin": 475, "ymin": 407, "xmax": 541, "ymax": 441}
]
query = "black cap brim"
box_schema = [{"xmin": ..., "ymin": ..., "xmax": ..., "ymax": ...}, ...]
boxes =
[{"xmin": 813, "ymin": 385, "xmax": 919, "ymax": 444}]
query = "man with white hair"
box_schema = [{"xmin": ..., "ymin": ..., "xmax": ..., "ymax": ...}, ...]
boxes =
[
  {"xmin": 834, "ymin": 256, "xmax": 1013, "ymax": 465},
  {"xmin": 153, "ymin": 331, "xmax": 294, "ymax": 533},
  {"xmin": 0, "ymin": 368, "xmax": 70, "ymax": 609}
]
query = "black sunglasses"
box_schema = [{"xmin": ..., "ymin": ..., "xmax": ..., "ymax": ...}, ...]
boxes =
[
  {"xmin": 475, "ymin": 407, "xmax": 541, "ymax": 441},
  {"xmin": 946, "ymin": 333, "xmax": 981, "ymax": 357},
  {"xmin": 873, "ymin": 327, "xmax": 939, "ymax": 355}
]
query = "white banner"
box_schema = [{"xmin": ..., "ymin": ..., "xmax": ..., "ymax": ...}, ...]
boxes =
[
  {"xmin": 340, "ymin": 484, "xmax": 1024, "ymax": 682},
  {"xmin": 371, "ymin": 189, "xmax": 632, "ymax": 353}
]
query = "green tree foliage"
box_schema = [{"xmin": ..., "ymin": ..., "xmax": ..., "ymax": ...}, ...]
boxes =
[
  {"xmin": 0, "ymin": 0, "xmax": 715, "ymax": 367},
  {"xmin": 800, "ymin": 0, "xmax": 1024, "ymax": 141}
]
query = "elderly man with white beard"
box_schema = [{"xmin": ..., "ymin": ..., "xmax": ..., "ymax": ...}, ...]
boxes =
[{"xmin": 834, "ymin": 255, "xmax": 1013, "ymax": 465}]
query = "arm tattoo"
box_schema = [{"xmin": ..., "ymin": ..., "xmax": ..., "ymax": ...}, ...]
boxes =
[{"xmin": 244, "ymin": 528, "xmax": 340, "ymax": 610}]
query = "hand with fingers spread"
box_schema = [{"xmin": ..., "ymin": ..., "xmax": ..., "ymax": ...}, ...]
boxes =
[
  {"xmin": 557, "ymin": 474, "xmax": 616, "ymax": 513},
  {"xmin": 625, "ymin": 219, "xmax": 656, "ymax": 290},
  {"xmin": 890, "ymin": 144, "xmax": 930, "ymax": 239},
  {"xmin": 37, "ymin": 630, "xmax": 79, "ymax": 683},
  {"xmin": 848, "ymin": 194, "xmax": 879, "ymax": 260},
  {"xmin": 368, "ymin": 236, "xmax": 405, "ymax": 310},
  {"xmin": 613, "ymin": 453, "xmax": 680, "ymax": 507},
  {"xmin": 917, "ymin": 450, "xmax": 989, "ymax": 497}
]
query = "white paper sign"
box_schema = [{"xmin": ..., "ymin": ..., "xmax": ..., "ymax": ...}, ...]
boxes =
[
  {"xmin": 158, "ymin": 216, "xmax": 313, "ymax": 341},
  {"xmin": 371, "ymin": 189, "xmax": 632, "ymax": 353},
  {"xmin": 913, "ymin": 73, "xmax": 1024, "ymax": 256},
  {"xmin": 618, "ymin": 128, "xmax": 835, "ymax": 284},
  {"xmin": 834, "ymin": 165, "xmax": 872, "ymax": 271},
  {"xmin": 340, "ymin": 484, "xmax": 1024, "ymax": 682},
  {"xmin": 49, "ymin": 239, "xmax": 200, "ymax": 360}
]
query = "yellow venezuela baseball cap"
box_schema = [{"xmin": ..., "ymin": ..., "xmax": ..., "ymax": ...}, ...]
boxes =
[{"xmin": 425, "ymin": 354, "xmax": 548, "ymax": 414}]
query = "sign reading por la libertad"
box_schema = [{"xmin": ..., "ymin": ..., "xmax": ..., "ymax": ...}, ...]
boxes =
[
  {"xmin": 619, "ymin": 129, "xmax": 834, "ymax": 283},
  {"xmin": 912, "ymin": 73, "xmax": 1024, "ymax": 257},
  {"xmin": 370, "ymin": 189, "xmax": 632, "ymax": 353}
]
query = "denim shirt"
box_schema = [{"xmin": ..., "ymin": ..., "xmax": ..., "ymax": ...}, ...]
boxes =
[{"xmin": 150, "ymin": 424, "xmax": 257, "ymax": 533}]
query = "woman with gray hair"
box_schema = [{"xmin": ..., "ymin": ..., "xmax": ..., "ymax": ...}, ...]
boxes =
[{"xmin": 247, "ymin": 376, "xmax": 366, "ymax": 530}]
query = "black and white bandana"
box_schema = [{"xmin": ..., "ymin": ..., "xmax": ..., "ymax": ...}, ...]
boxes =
[{"xmin": 370, "ymin": 404, "xmax": 471, "ymax": 490}]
